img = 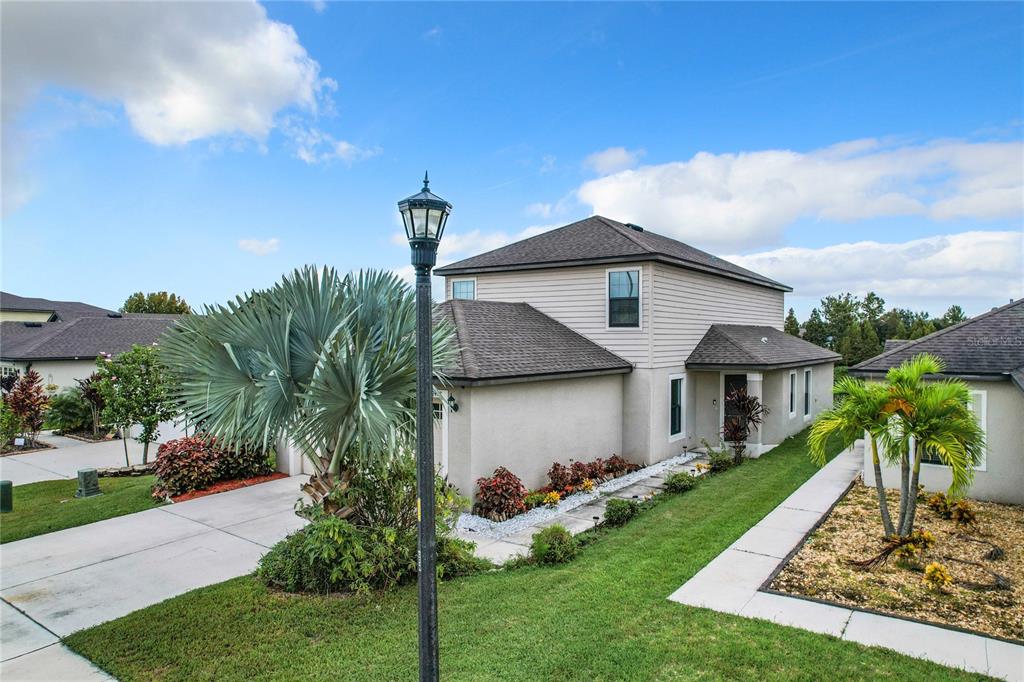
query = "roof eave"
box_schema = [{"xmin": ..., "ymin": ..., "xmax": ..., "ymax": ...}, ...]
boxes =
[
  {"xmin": 438, "ymin": 365, "xmax": 632, "ymax": 388},
  {"xmin": 436, "ymin": 254, "xmax": 791, "ymax": 292},
  {"xmin": 686, "ymin": 357, "xmax": 839, "ymax": 371}
]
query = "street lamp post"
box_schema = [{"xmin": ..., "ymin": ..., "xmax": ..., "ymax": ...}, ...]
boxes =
[{"xmin": 398, "ymin": 172, "xmax": 452, "ymax": 682}]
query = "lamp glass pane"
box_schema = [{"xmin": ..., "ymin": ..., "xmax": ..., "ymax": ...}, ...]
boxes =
[
  {"xmin": 412, "ymin": 207, "xmax": 428, "ymax": 237},
  {"xmin": 401, "ymin": 210, "xmax": 413, "ymax": 240},
  {"xmin": 426, "ymin": 208, "xmax": 442, "ymax": 238}
]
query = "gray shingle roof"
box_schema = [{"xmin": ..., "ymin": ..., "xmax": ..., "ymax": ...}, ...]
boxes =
[
  {"xmin": 0, "ymin": 292, "xmax": 114, "ymax": 321},
  {"xmin": 851, "ymin": 299, "xmax": 1024, "ymax": 386},
  {"xmin": 434, "ymin": 216, "xmax": 790, "ymax": 291},
  {"xmin": 686, "ymin": 325, "xmax": 841, "ymax": 370},
  {"xmin": 0, "ymin": 315, "xmax": 181, "ymax": 361},
  {"xmin": 434, "ymin": 299, "xmax": 632, "ymax": 384}
]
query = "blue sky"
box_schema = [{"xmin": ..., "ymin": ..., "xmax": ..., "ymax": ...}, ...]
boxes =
[{"xmin": 2, "ymin": 1, "xmax": 1021, "ymax": 319}]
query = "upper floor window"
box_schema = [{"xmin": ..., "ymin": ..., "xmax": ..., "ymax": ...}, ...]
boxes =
[
  {"xmin": 608, "ymin": 269, "xmax": 640, "ymax": 328},
  {"xmin": 451, "ymin": 279, "xmax": 476, "ymax": 300}
]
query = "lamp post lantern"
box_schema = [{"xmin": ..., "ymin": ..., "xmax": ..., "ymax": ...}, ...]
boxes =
[{"xmin": 398, "ymin": 172, "xmax": 452, "ymax": 682}]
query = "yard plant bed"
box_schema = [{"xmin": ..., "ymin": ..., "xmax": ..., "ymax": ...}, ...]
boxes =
[
  {"xmin": 0, "ymin": 475, "xmax": 164, "ymax": 544},
  {"xmin": 169, "ymin": 472, "xmax": 288, "ymax": 503},
  {"xmin": 771, "ymin": 482, "xmax": 1023, "ymax": 643},
  {"xmin": 0, "ymin": 441, "xmax": 55, "ymax": 457},
  {"xmin": 66, "ymin": 430, "xmax": 981, "ymax": 681}
]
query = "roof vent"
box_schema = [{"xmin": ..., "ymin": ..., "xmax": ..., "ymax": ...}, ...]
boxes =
[
  {"xmin": 23, "ymin": 321, "xmax": 43, "ymax": 328},
  {"xmin": 107, "ymin": 313, "xmax": 123, "ymax": 318},
  {"xmin": 761, "ymin": 337, "xmax": 768, "ymax": 344},
  {"xmin": 625, "ymin": 223, "xmax": 644, "ymax": 232}
]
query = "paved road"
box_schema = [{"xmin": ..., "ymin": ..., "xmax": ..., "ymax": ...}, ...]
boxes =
[
  {"xmin": 0, "ymin": 475, "xmax": 308, "ymax": 680},
  {"xmin": 0, "ymin": 433, "xmax": 167, "ymax": 486}
]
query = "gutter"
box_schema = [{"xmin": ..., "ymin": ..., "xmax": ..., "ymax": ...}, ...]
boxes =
[
  {"xmin": 437, "ymin": 365, "xmax": 632, "ymax": 388},
  {"xmin": 686, "ymin": 357, "xmax": 840, "ymax": 372}
]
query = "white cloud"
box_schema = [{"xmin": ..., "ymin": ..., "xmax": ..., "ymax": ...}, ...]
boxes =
[
  {"xmin": 282, "ymin": 121, "xmax": 381, "ymax": 165},
  {"xmin": 238, "ymin": 237, "xmax": 281, "ymax": 256},
  {"xmin": 422, "ymin": 27, "xmax": 443, "ymax": 43},
  {"xmin": 525, "ymin": 202, "xmax": 554, "ymax": 218},
  {"xmin": 583, "ymin": 146, "xmax": 645, "ymax": 175},
  {"xmin": 539, "ymin": 154, "xmax": 557, "ymax": 173},
  {"xmin": 2, "ymin": 1, "xmax": 330, "ymax": 211},
  {"xmin": 727, "ymin": 231, "xmax": 1023, "ymax": 301},
  {"xmin": 309, "ymin": 0, "xmax": 328, "ymax": 13},
  {"xmin": 577, "ymin": 138, "xmax": 1024, "ymax": 250}
]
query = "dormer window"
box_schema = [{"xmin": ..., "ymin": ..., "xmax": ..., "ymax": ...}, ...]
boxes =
[
  {"xmin": 607, "ymin": 269, "xmax": 640, "ymax": 328},
  {"xmin": 451, "ymin": 279, "xmax": 476, "ymax": 300}
]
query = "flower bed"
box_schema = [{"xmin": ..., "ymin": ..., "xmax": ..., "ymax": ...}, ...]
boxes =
[
  {"xmin": 0, "ymin": 440, "xmax": 56, "ymax": 457},
  {"xmin": 770, "ymin": 483, "xmax": 1023, "ymax": 643},
  {"xmin": 170, "ymin": 472, "xmax": 288, "ymax": 503}
]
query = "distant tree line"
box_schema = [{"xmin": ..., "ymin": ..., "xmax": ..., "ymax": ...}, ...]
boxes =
[{"xmin": 783, "ymin": 292, "xmax": 967, "ymax": 366}]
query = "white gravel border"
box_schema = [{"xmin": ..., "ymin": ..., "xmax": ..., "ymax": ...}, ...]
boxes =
[{"xmin": 456, "ymin": 451, "xmax": 702, "ymax": 539}]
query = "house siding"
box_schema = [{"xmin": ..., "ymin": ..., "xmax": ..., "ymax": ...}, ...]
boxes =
[
  {"xmin": 650, "ymin": 263, "xmax": 785, "ymax": 369},
  {"xmin": 451, "ymin": 263, "xmax": 653, "ymax": 367}
]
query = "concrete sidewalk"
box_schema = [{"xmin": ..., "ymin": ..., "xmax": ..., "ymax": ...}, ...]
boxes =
[
  {"xmin": 1, "ymin": 475, "xmax": 307, "ymax": 680},
  {"xmin": 667, "ymin": 445, "xmax": 1024, "ymax": 681},
  {"xmin": 0, "ymin": 433, "xmax": 167, "ymax": 486}
]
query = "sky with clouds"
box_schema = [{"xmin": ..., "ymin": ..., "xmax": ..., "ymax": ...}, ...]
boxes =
[{"xmin": 1, "ymin": 2, "xmax": 1021, "ymax": 319}]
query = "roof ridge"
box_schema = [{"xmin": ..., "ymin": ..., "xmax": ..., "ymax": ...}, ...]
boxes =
[
  {"xmin": 22, "ymin": 317, "xmax": 82, "ymax": 355},
  {"xmin": 596, "ymin": 216, "xmax": 653, "ymax": 253},
  {"xmin": 851, "ymin": 298, "xmax": 1023, "ymax": 370}
]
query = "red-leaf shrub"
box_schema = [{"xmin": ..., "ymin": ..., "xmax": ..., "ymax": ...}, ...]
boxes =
[
  {"xmin": 213, "ymin": 439, "xmax": 274, "ymax": 480},
  {"xmin": 604, "ymin": 455, "xmax": 639, "ymax": 476},
  {"xmin": 546, "ymin": 455, "xmax": 639, "ymax": 495},
  {"xmin": 547, "ymin": 462, "xmax": 574, "ymax": 491},
  {"xmin": 153, "ymin": 436, "xmax": 218, "ymax": 497},
  {"xmin": 473, "ymin": 467, "xmax": 527, "ymax": 521}
]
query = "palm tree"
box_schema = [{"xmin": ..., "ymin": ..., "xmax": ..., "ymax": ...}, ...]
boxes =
[
  {"xmin": 809, "ymin": 376, "xmax": 896, "ymax": 536},
  {"xmin": 883, "ymin": 354, "xmax": 984, "ymax": 536},
  {"xmin": 159, "ymin": 267, "xmax": 456, "ymax": 512}
]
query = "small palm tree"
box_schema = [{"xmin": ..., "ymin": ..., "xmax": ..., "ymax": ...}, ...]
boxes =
[
  {"xmin": 809, "ymin": 376, "xmax": 895, "ymax": 536},
  {"xmin": 159, "ymin": 267, "xmax": 456, "ymax": 513}
]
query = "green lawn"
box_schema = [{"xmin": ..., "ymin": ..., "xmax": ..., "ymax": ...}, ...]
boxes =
[
  {"xmin": 65, "ymin": 432, "xmax": 986, "ymax": 681},
  {"xmin": 1, "ymin": 475, "xmax": 163, "ymax": 544}
]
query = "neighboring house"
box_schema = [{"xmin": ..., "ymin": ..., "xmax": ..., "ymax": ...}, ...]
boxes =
[
  {"xmin": 851, "ymin": 299, "xmax": 1024, "ymax": 505},
  {"xmin": 0, "ymin": 295, "xmax": 181, "ymax": 389},
  {"xmin": 0, "ymin": 291, "xmax": 114, "ymax": 323},
  {"xmin": 431, "ymin": 215, "xmax": 839, "ymax": 496}
]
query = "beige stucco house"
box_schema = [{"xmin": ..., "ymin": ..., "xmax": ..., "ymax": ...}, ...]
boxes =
[
  {"xmin": 851, "ymin": 299, "xmax": 1024, "ymax": 505},
  {"xmin": 431, "ymin": 216, "xmax": 840, "ymax": 497}
]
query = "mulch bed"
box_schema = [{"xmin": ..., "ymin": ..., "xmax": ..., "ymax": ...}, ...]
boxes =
[
  {"xmin": 0, "ymin": 441, "xmax": 56, "ymax": 457},
  {"xmin": 771, "ymin": 482, "xmax": 1023, "ymax": 642},
  {"xmin": 59, "ymin": 432, "xmax": 114, "ymax": 444},
  {"xmin": 170, "ymin": 472, "xmax": 288, "ymax": 503}
]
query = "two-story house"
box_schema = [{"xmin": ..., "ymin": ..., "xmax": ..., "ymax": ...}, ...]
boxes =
[{"xmin": 431, "ymin": 216, "xmax": 839, "ymax": 498}]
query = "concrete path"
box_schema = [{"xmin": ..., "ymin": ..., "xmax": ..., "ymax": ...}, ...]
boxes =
[
  {"xmin": 455, "ymin": 455, "xmax": 710, "ymax": 564},
  {"xmin": 667, "ymin": 445, "xmax": 1024, "ymax": 682},
  {"xmin": 0, "ymin": 475, "xmax": 307, "ymax": 680},
  {"xmin": 0, "ymin": 432, "xmax": 167, "ymax": 486}
]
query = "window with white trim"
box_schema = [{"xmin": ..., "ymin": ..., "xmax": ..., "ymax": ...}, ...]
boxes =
[
  {"xmin": 608, "ymin": 269, "xmax": 640, "ymax": 328},
  {"xmin": 0, "ymin": 365, "xmax": 19, "ymax": 378},
  {"xmin": 803, "ymin": 368, "xmax": 812, "ymax": 418},
  {"xmin": 921, "ymin": 390, "xmax": 987, "ymax": 470},
  {"xmin": 669, "ymin": 374, "xmax": 685, "ymax": 439},
  {"xmin": 788, "ymin": 370, "xmax": 796, "ymax": 417},
  {"xmin": 451, "ymin": 279, "xmax": 475, "ymax": 300}
]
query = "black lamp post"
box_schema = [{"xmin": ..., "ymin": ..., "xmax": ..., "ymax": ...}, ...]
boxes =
[{"xmin": 398, "ymin": 172, "xmax": 452, "ymax": 682}]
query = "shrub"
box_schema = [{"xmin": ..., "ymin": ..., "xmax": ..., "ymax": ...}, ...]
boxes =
[
  {"xmin": 547, "ymin": 462, "xmax": 573, "ymax": 491},
  {"xmin": 543, "ymin": 491, "xmax": 561, "ymax": 508},
  {"xmin": 7, "ymin": 370, "xmax": 48, "ymax": 444},
  {"xmin": 664, "ymin": 472, "xmax": 698, "ymax": 494},
  {"xmin": 153, "ymin": 437, "xmax": 219, "ymax": 497},
  {"xmin": 923, "ymin": 562, "xmax": 953, "ymax": 591},
  {"xmin": 707, "ymin": 448, "xmax": 734, "ymax": 473},
  {"xmin": 604, "ymin": 498, "xmax": 640, "ymax": 526},
  {"xmin": 213, "ymin": 440, "xmax": 274, "ymax": 480},
  {"xmin": 579, "ymin": 478, "xmax": 595, "ymax": 493},
  {"xmin": 524, "ymin": 491, "xmax": 547, "ymax": 510},
  {"xmin": 530, "ymin": 525, "xmax": 578, "ymax": 565},
  {"xmin": 47, "ymin": 389, "xmax": 93, "ymax": 434},
  {"xmin": 0, "ymin": 402, "xmax": 22, "ymax": 448},
  {"xmin": 926, "ymin": 492, "xmax": 953, "ymax": 519},
  {"xmin": 951, "ymin": 499, "xmax": 977, "ymax": 528},
  {"xmin": 437, "ymin": 536, "xmax": 493, "ymax": 577},
  {"xmin": 604, "ymin": 455, "xmax": 639, "ymax": 476},
  {"xmin": 893, "ymin": 529, "xmax": 936, "ymax": 561},
  {"xmin": 473, "ymin": 467, "xmax": 527, "ymax": 521}
]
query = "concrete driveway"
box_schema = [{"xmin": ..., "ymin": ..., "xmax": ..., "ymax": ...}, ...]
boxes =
[
  {"xmin": 0, "ymin": 433, "xmax": 166, "ymax": 486},
  {"xmin": 0, "ymin": 474, "xmax": 308, "ymax": 680}
]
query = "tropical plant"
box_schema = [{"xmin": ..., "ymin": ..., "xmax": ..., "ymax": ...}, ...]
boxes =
[
  {"xmin": 6, "ymin": 369, "xmax": 49, "ymax": 445},
  {"xmin": 75, "ymin": 373, "xmax": 106, "ymax": 438},
  {"xmin": 474, "ymin": 466, "xmax": 527, "ymax": 521},
  {"xmin": 152, "ymin": 436, "xmax": 219, "ymax": 497},
  {"xmin": 158, "ymin": 267, "xmax": 457, "ymax": 515},
  {"xmin": 0, "ymin": 402, "xmax": 22, "ymax": 449},
  {"xmin": 809, "ymin": 376, "xmax": 897, "ymax": 536},
  {"xmin": 722, "ymin": 387, "xmax": 768, "ymax": 463},
  {"xmin": 121, "ymin": 291, "xmax": 192, "ymax": 314},
  {"xmin": 95, "ymin": 345, "xmax": 177, "ymax": 465},
  {"xmin": 47, "ymin": 389, "xmax": 93, "ymax": 434}
]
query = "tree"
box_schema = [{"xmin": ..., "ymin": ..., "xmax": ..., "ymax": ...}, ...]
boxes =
[
  {"xmin": 6, "ymin": 369, "xmax": 49, "ymax": 446},
  {"xmin": 860, "ymin": 319, "xmax": 882, "ymax": 361},
  {"xmin": 908, "ymin": 317, "xmax": 936, "ymax": 339},
  {"xmin": 75, "ymin": 373, "xmax": 106, "ymax": 438},
  {"xmin": 96, "ymin": 345, "xmax": 177, "ymax": 465},
  {"xmin": 861, "ymin": 291, "xmax": 886, "ymax": 326},
  {"xmin": 878, "ymin": 309, "xmax": 908, "ymax": 341},
  {"xmin": 820, "ymin": 293, "xmax": 861, "ymax": 351},
  {"xmin": 838, "ymin": 321, "xmax": 863, "ymax": 366},
  {"xmin": 159, "ymin": 267, "xmax": 456, "ymax": 514},
  {"xmin": 803, "ymin": 308, "xmax": 829, "ymax": 348},
  {"xmin": 809, "ymin": 377, "xmax": 896, "ymax": 535},
  {"xmin": 941, "ymin": 305, "xmax": 967, "ymax": 328},
  {"xmin": 784, "ymin": 308, "xmax": 800, "ymax": 336},
  {"xmin": 883, "ymin": 354, "xmax": 985, "ymax": 537},
  {"xmin": 121, "ymin": 291, "xmax": 191, "ymax": 314}
]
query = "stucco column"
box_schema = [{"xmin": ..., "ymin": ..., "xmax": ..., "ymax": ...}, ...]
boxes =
[{"xmin": 745, "ymin": 372, "xmax": 764, "ymax": 456}]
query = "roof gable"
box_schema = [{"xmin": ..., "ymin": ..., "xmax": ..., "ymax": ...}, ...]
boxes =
[
  {"xmin": 851, "ymin": 299, "xmax": 1024, "ymax": 378},
  {"xmin": 0, "ymin": 291, "xmax": 114, "ymax": 321},
  {"xmin": 434, "ymin": 216, "xmax": 789, "ymax": 291},
  {"xmin": 686, "ymin": 324, "xmax": 840, "ymax": 370}
]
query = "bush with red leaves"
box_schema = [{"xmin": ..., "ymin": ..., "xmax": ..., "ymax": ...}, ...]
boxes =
[
  {"xmin": 152, "ymin": 436, "xmax": 218, "ymax": 498},
  {"xmin": 604, "ymin": 455, "xmax": 639, "ymax": 477},
  {"xmin": 473, "ymin": 467, "xmax": 528, "ymax": 521}
]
